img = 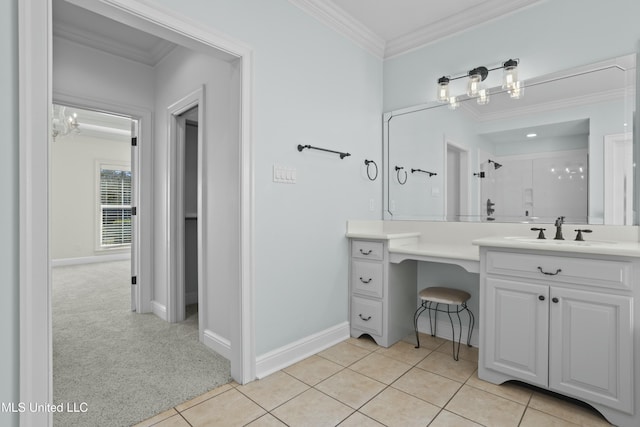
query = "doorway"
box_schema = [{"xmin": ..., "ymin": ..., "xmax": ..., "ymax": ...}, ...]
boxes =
[
  {"xmin": 445, "ymin": 141, "xmax": 470, "ymax": 221},
  {"xmin": 20, "ymin": 1, "xmax": 255, "ymax": 424}
]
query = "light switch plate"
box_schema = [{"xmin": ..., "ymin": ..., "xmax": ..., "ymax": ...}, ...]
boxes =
[{"xmin": 273, "ymin": 165, "xmax": 297, "ymax": 183}]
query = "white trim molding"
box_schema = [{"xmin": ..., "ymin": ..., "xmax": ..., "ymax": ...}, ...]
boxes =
[
  {"xmin": 255, "ymin": 322, "xmax": 350, "ymax": 379},
  {"xmin": 203, "ymin": 329, "xmax": 232, "ymax": 361},
  {"xmin": 288, "ymin": 0, "xmax": 385, "ymax": 59},
  {"xmin": 51, "ymin": 253, "xmax": 131, "ymax": 267},
  {"xmin": 19, "ymin": 0, "xmax": 53, "ymax": 425}
]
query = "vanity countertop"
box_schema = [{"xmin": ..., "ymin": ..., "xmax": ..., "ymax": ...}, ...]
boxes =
[
  {"xmin": 345, "ymin": 231, "xmax": 421, "ymax": 240},
  {"xmin": 473, "ymin": 236, "xmax": 640, "ymax": 258}
]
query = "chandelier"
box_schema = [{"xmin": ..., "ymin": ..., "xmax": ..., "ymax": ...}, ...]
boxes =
[{"xmin": 51, "ymin": 105, "xmax": 80, "ymax": 141}]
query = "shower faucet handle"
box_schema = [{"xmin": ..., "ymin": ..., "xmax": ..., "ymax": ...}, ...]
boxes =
[{"xmin": 531, "ymin": 227, "xmax": 546, "ymax": 239}]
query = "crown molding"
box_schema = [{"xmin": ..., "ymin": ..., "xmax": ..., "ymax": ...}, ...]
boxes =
[
  {"xmin": 384, "ymin": 0, "xmax": 545, "ymax": 59},
  {"xmin": 288, "ymin": 0, "xmax": 385, "ymax": 59},
  {"xmin": 53, "ymin": 19, "xmax": 176, "ymax": 66}
]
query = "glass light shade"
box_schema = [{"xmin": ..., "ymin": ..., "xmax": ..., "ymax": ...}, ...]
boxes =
[
  {"xmin": 436, "ymin": 77, "xmax": 450, "ymax": 103},
  {"xmin": 448, "ymin": 96, "xmax": 459, "ymax": 110},
  {"xmin": 467, "ymin": 73, "xmax": 481, "ymax": 96},
  {"xmin": 509, "ymin": 80, "xmax": 524, "ymax": 99},
  {"xmin": 477, "ymin": 88, "xmax": 490, "ymax": 105}
]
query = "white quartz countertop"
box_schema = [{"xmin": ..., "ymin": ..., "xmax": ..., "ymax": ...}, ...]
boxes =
[
  {"xmin": 390, "ymin": 242, "xmax": 479, "ymax": 261},
  {"xmin": 473, "ymin": 236, "xmax": 640, "ymax": 258},
  {"xmin": 345, "ymin": 231, "xmax": 421, "ymax": 240}
]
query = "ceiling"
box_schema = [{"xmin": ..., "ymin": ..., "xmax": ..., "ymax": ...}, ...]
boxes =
[{"xmin": 53, "ymin": 0, "xmax": 543, "ymax": 62}]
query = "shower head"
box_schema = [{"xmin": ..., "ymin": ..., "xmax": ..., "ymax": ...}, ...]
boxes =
[{"xmin": 488, "ymin": 159, "xmax": 502, "ymax": 170}]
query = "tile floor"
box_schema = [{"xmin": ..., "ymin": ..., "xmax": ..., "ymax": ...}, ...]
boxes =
[{"xmin": 135, "ymin": 334, "xmax": 612, "ymax": 427}]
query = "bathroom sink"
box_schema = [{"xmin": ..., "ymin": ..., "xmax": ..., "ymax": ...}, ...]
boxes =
[{"xmin": 504, "ymin": 236, "xmax": 617, "ymax": 247}]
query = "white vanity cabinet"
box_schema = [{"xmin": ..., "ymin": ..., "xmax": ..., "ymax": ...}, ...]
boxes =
[
  {"xmin": 479, "ymin": 247, "xmax": 638, "ymax": 425},
  {"xmin": 349, "ymin": 239, "xmax": 416, "ymax": 347}
]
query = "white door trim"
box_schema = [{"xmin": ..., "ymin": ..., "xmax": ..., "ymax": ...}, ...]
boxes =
[
  {"xmin": 19, "ymin": 1, "xmax": 255, "ymax": 426},
  {"xmin": 52, "ymin": 91, "xmax": 153, "ymax": 314},
  {"xmin": 166, "ymin": 88, "xmax": 204, "ymax": 324}
]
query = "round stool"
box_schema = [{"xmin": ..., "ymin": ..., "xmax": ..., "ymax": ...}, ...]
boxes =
[{"xmin": 413, "ymin": 286, "xmax": 475, "ymax": 360}]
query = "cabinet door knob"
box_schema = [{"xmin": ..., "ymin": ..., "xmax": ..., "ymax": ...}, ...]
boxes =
[
  {"xmin": 552, "ymin": 297, "xmax": 559, "ymax": 303},
  {"xmin": 538, "ymin": 295, "xmax": 545, "ymax": 301},
  {"xmin": 359, "ymin": 314, "xmax": 371, "ymax": 321},
  {"xmin": 359, "ymin": 249, "xmax": 372, "ymax": 255},
  {"xmin": 359, "ymin": 277, "xmax": 372, "ymax": 283}
]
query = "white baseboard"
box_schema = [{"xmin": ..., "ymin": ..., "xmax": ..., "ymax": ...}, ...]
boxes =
[
  {"xmin": 203, "ymin": 329, "xmax": 231, "ymax": 360},
  {"xmin": 255, "ymin": 322, "xmax": 350, "ymax": 379},
  {"xmin": 51, "ymin": 252, "xmax": 131, "ymax": 267},
  {"xmin": 416, "ymin": 316, "xmax": 479, "ymax": 347},
  {"xmin": 151, "ymin": 300, "xmax": 167, "ymax": 321}
]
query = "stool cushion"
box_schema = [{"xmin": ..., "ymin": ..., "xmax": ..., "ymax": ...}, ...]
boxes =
[{"xmin": 419, "ymin": 287, "xmax": 470, "ymax": 305}]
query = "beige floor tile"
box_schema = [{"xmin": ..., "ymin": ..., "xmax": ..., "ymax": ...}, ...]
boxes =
[
  {"xmin": 174, "ymin": 383, "xmax": 234, "ymax": 412},
  {"xmin": 133, "ymin": 408, "xmax": 179, "ymax": 427},
  {"xmin": 391, "ymin": 367, "xmax": 462, "ymax": 407},
  {"xmin": 429, "ymin": 410, "xmax": 483, "ymax": 427},
  {"xmin": 181, "ymin": 388, "xmax": 266, "ymax": 427},
  {"xmin": 465, "ymin": 371, "xmax": 532, "ymax": 405},
  {"xmin": 520, "ymin": 407, "xmax": 580, "ymax": 426},
  {"xmin": 435, "ymin": 342, "xmax": 479, "ymax": 362},
  {"xmin": 359, "ymin": 387, "xmax": 440, "ymax": 427},
  {"xmin": 404, "ymin": 331, "xmax": 447, "ymax": 350},
  {"xmin": 245, "ymin": 413, "xmax": 288, "ymax": 426},
  {"xmin": 153, "ymin": 414, "xmax": 192, "ymax": 427},
  {"xmin": 347, "ymin": 336, "xmax": 381, "ymax": 351},
  {"xmin": 271, "ymin": 388, "xmax": 354, "ymax": 426},
  {"xmin": 416, "ymin": 350, "xmax": 477, "ymax": 383},
  {"xmin": 349, "ymin": 353, "xmax": 413, "ymax": 385},
  {"xmin": 445, "ymin": 385, "xmax": 526, "ymax": 427},
  {"xmin": 318, "ymin": 341, "xmax": 373, "ymax": 367},
  {"xmin": 283, "ymin": 354, "xmax": 344, "ymax": 385},
  {"xmin": 237, "ymin": 371, "xmax": 309, "ymax": 411},
  {"xmin": 315, "ymin": 368, "xmax": 386, "ymax": 409},
  {"xmin": 528, "ymin": 392, "xmax": 612, "ymax": 426},
  {"xmin": 375, "ymin": 339, "xmax": 432, "ymax": 365},
  {"xmin": 338, "ymin": 411, "xmax": 385, "ymax": 426}
]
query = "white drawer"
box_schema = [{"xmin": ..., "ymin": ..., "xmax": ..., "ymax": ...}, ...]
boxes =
[
  {"xmin": 352, "ymin": 240, "xmax": 384, "ymax": 261},
  {"xmin": 351, "ymin": 297, "xmax": 383, "ymax": 336},
  {"xmin": 486, "ymin": 251, "xmax": 631, "ymax": 290},
  {"xmin": 351, "ymin": 260, "xmax": 383, "ymax": 298}
]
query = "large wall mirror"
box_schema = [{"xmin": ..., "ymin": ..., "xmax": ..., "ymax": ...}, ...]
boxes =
[{"xmin": 383, "ymin": 53, "xmax": 636, "ymax": 225}]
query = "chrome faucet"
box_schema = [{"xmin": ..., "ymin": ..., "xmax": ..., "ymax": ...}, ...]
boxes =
[{"xmin": 554, "ymin": 216, "xmax": 565, "ymax": 240}]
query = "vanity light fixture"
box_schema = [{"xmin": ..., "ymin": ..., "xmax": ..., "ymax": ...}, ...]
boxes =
[{"xmin": 436, "ymin": 59, "xmax": 522, "ymax": 106}]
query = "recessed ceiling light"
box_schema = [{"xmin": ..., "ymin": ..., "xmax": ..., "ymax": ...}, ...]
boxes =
[{"xmin": 526, "ymin": 133, "xmax": 537, "ymax": 138}]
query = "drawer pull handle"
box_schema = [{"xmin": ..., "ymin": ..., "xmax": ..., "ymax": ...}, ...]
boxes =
[
  {"xmin": 538, "ymin": 295, "xmax": 545, "ymax": 301},
  {"xmin": 552, "ymin": 297, "xmax": 559, "ymax": 303},
  {"xmin": 359, "ymin": 249, "xmax": 373, "ymax": 255},
  {"xmin": 537, "ymin": 267, "xmax": 562, "ymax": 276},
  {"xmin": 359, "ymin": 277, "xmax": 372, "ymax": 283},
  {"xmin": 359, "ymin": 314, "xmax": 371, "ymax": 321}
]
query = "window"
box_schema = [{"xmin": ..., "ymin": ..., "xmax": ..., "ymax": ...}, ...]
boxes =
[{"xmin": 99, "ymin": 165, "xmax": 131, "ymax": 248}]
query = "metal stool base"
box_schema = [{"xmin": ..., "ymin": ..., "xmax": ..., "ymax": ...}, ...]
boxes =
[{"xmin": 413, "ymin": 300, "xmax": 475, "ymax": 361}]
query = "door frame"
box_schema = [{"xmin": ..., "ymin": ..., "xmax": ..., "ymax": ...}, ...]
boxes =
[
  {"xmin": 166, "ymin": 88, "xmax": 204, "ymax": 325},
  {"xmin": 443, "ymin": 138, "xmax": 470, "ymax": 221},
  {"xmin": 52, "ymin": 92, "xmax": 152, "ymax": 314},
  {"xmin": 19, "ymin": 1, "xmax": 255, "ymax": 425}
]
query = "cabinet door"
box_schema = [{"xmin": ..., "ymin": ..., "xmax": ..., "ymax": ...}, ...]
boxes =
[
  {"xmin": 485, "ymin": 277, "xmax": 549, "ymax": 387},
  {"xmin": 549, "ymin": 288, "xmax": 633, "ymax": 413}
]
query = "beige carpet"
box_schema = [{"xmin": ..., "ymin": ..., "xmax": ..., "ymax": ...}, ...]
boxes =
[{"xmin": 52, "ymin": 260, "xmax": 231, "ymax": 426}]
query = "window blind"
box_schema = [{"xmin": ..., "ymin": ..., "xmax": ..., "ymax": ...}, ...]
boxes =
[{"xmin": 100, "ymin": 167, "xmax": 132, "ymax": 247}]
